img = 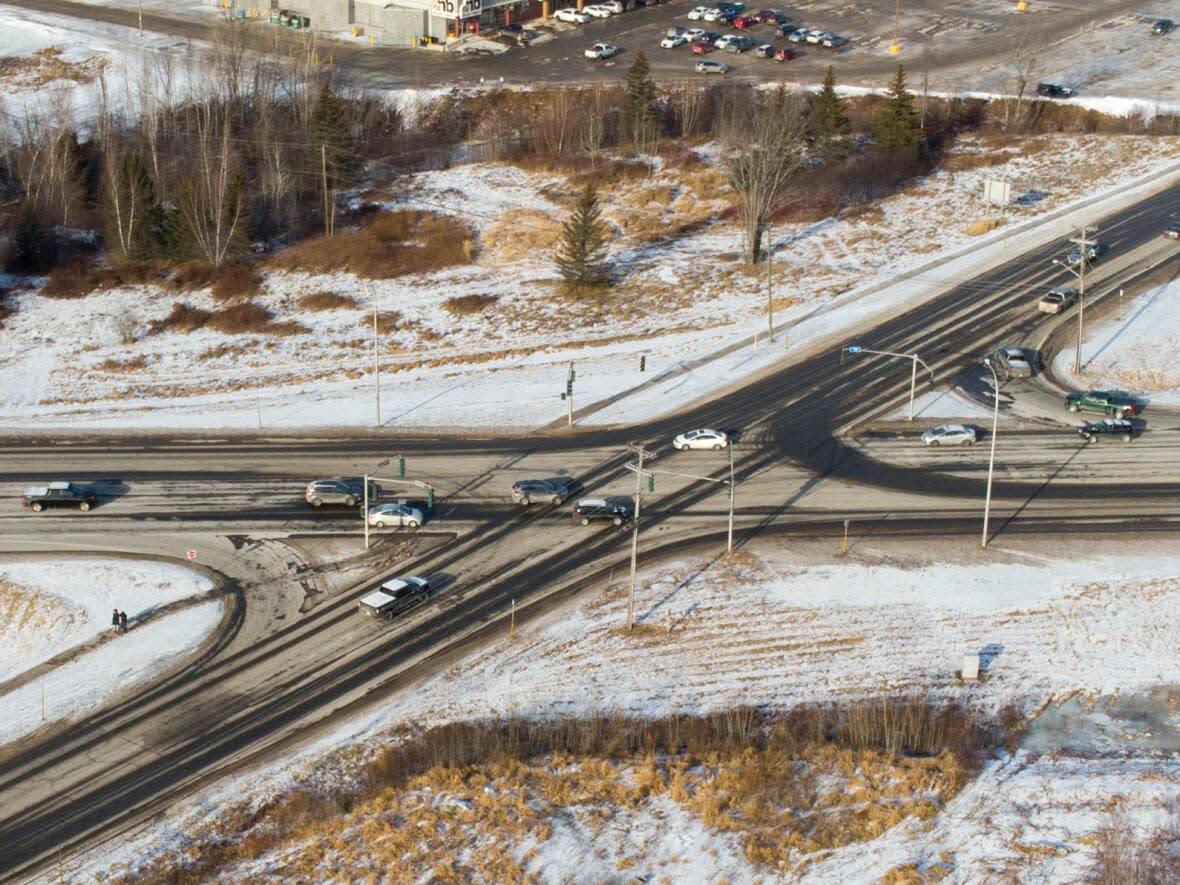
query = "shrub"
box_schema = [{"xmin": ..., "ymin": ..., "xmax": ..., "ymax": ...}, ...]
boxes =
[
  {"xmin": 210, "ymin": 265, "xmax": 263, "ymax": 302},
  {"xmin": 299, "ymin": 291, "xmax": 357, "ymax": 311},
  {"xmin": 150, "ymin": 301, "xmax": 307, "ymax": 336},
  {"xmin": 965, "ymin": 218, "xmax": 1004, "ymax": 236},
  {"xmin": 443, "ymin": 294, "xmax": 497, "ymax": 316},
  {"xmin": 482, "ymin": 209, "xmax": 562, "ymax": 263},
  {"xmin": 270, "ymin": 210, "xmax": 475, "ymax": 279},
  {"xmin": 41, "ymin": 259, "xmax": 161, "ymax": 299}
]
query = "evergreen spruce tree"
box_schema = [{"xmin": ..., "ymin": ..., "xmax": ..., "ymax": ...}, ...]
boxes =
[
  {"xmin": 621, "ymin": 52, "xmax": 659, "ymax": 146},
  {"xmin": 871, "ymin": 65, "xmax": 924, "ymax": 158},
  {"xmin": 554, "ymin": 183, "xmax": 610, "ymax": 290},
  {"xmin": 104, "ymin": 152, "xmax": 160, "ymax": 261},
  {"xmin": 4, "ymin": 205, "xmax": 57, "ymax": 273},
  {"xmin": 308, "ymin": 81, "xmax": 360, "ymax": 186},
  {"xmin": 809, "ymin": 66, "xmax": 850, "ymax": 158}
]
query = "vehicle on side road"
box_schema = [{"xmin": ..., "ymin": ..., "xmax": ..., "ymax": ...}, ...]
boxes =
[
  {"xmin": 1036, "ymin": 82, "xmax": 1073, "ymax": 98},
  {"xmin": 696, "ymin": 58, "xmax": 729, "ymax": 72},
  {"xmin": 1152, "ymin": 18, "xmax": 1173, "ymax": 35},
  {"xmin": 1078, "ymin": 418, "xmax": 1138, "ymax": 443},
  {"xmin": 554, "ymin": 7, "xmax": 591, "ymax": 23},
  {"xmin": 1166, "ymin": 222, "xmax": 1180, "ymax": 239},
  {"xmin": 673, "ymin": 428, "xmax": 729, "ymax": 450},
  {"xmin": 573, "ymin": 498, "xmax": 634, "ymax": 526},
  {"xmin": 661, "ymin": 32, "xmax": 689, "ymax": 48},
  {"xmin": 993, "ymin": 347, "xmax": 1033, "ymax": 379},
  {"xmin": 511, "ymin": 478, "xmax": 577, "ymax": 506},
  {"xmin": 21, "ymin": 481, "xmax": 97, "ymax": 512},
  {"xmin": 1038, "ymin": 286, "xmax": 1078, "ymax": 314},
  {"xmin": 920, "ymin": 424, "xmax": 977, "ymax": 447},
  {"xmin": 358, "ymin": 577, "xmax": 430, "ymax": 621},
  {"xmin": 585, "ymin": 41, "xmax": 619, "ymax": 58},
  {"xmin": 1066, "ymin": 390, "xmax": 1138, "ymax": 418},
  {"xmin": 305, "ymin": 477, "xmax": 377, "ymax": 508},
  {"xmin": 687, "ymin": 5, "xmax": 710, "ymax": 19},
  {"xmin": 1064, "ymin": 242, "xmax": 1101, "ymax": 267},
  {"xmin": 367, "ymin": 503, "xmax": 424, "ymax": 528}
]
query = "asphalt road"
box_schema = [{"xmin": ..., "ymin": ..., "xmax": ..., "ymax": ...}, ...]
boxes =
[{"xmin": 1, "ymin": 157, "xmax": 1180, "ymax": 882}]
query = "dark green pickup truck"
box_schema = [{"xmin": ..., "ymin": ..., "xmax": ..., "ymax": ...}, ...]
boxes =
[{"xmin": 1065, "ymin": 390, "xmax": 1138, "ymax": 418}]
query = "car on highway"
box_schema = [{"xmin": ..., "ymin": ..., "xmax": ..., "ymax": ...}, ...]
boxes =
[
  {"xmin": 367, "ymin": 502, "xmax": 424, "ymax": 528},
  {"xmin": 585, "ymin": 41, "xmax": 619, "ymax": 58},
  {"xmin": 584, "ymin": 4, "xmax": 613, "ymax": 17},
  {"xmin": 724, "ymin": 35, "xmax": 755, "ymax": 52},
  {"xmin": 1066, "ymin": 390, "xmax": 1138, "ymax": 418},
  {"xmin": 1037, "ymin": 286, "xmax": 1078, "ymax": 314},
  {"xmin": 689, "ymin": 59, "xmax": 726, "ymax": 73},
  {"xmin": 673, "ymin": 428, "xmax": 729, "ymax": 450},
  {"xmin": 511, "ymin": 477, "xmax": 576, "ymax": 506},
  {"xmin": 687, "ymin": 5, "xmax": 710, "ymax": 20},
  {"xmin": 554, "ymin": 7, "xmax": 591, "ymax": 23},
  {"xmin": 1063, "ymin": 242, "xmax": 1101, "ymax": 267},
  {"xmin": 993, "ymin": 347, "xmax": 1033, "ymax": 379},
  {"xmin": 21, "ymin": 481, "xmax": 97, "ymax": 513},
  {"xmin": 786, "ymin": 26, "xmax": 810, "ymax": 42},
  {"xmin": 661, "ymin": 32, "xmax": 689, "ymax": 48},
  {"xmin": 358, "ymin": 576, "xmax": 430, "ymax": 621},
  {"xmin": 305, "ymin": 477, "xmax": 377, "ymax": 508},
  {"xmin": 573, "ymin": 498, "xmax": 634, "ymax": 526},
  {"xmin": 1152, "ymin": 18, "xmax": 1174, "ymax": 35},
  {"xmin": 1078, "ymin": 418, "xmax": 1139, "ymax": 444},
  {"xmin": 1165, "ymin": 222, "xmax": 1180, "ymax": 239},
  {"xmin": 920, "ymin": 424, "xmax": 977, "ymax": 447},
  {"xmin": 1036, "ymin": 82, "xmax": 1073, "ymax": 99}
]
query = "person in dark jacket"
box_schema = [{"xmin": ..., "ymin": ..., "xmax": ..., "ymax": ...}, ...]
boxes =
[
  {"xmin": 119, "ymin": 611, "xmax": 129, "ymax": 633},
  {"xmin": 112, "ymin": 609, "xmax": 122, "ymax": 633}
]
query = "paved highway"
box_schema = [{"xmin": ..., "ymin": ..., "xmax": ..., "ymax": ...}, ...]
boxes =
[{"xmin": 1, "ymin": 181, "xmax": 1179, "ymax": 879}]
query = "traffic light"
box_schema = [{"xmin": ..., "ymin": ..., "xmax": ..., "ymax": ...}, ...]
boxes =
[
  {"xmin": 639, "ymin": 355, "xmax": 646, "ymax": 373},
  {"xmin": 427, "ymin": 487, "xmax": 436, "ymax": 509},
  {"xmin": 566, "ymin": 380, "xmax": 573, "ymax": 397},
  {"xmin": 398, "ymin": 455, "xmax": 406, "ymax": 478},
  {"xmin": 647, "ymin": 474, "xmax": 655, "ymax": 493}
]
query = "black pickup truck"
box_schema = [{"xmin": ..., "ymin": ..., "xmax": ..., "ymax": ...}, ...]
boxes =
[{"xmin": 21, "ymin": 482, "xmax": 97, "ymax": 512}]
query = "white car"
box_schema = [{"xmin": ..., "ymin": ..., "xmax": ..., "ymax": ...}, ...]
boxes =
[
  {"xmin": 661, "ymin": 33, "xmax": 689, "ymax": 48},
  {"xmin": 804, "ymin": 28, "xmax": 826, "ymax": 43},
  {"xmin": 599, "ymin": 0, "xmax": 624, "ymax": 12},
  {"xmin": 702, "ymin": 7, "xmax": 725, "ymax": 21},
  {"xmin": 673, "ymin": 428, "xmax": 730, "ymax": 450},
  {"xmin": 585, "ymin": 41, "xmax": 619, "ymax": 58},
  {"xmin": 584, "ymin": 4, "xmax": 613, "ymax": 17},
  {"xmin": 920, "ymin": 424, "xmax": 977, "ymax": 447},
  {"xmin": 714, "ymin": 33, "xmax": 737, "ymax": 49},
  {"xmin": 554, "ymin": 7, "xmax": 591, "ymax": 23},
  {"xmin": 687, "ymin": 5, "xmax": 711, "ymax": 20},
  {"xmin": 684, "ymin": 27, "xmax": 707, "ymax": 40},
  {"xmin": 367, "ymin": 503, "xmax": 425, "ymax": 528}
]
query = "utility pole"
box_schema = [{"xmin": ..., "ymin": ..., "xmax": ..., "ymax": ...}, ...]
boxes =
[
  {"xmin": 321, "ymin": 144, "xmax": 331, "ymax": 237},
  {"xmin": 373, "ymin": 293, "xmax": 381, "ymax": 427},
  {"xmin": 981, "ymin": 358, "xmax": 1000, "ymax": 548},
  {"xmin": 1055, "ymin": 225, "xmax": 1098, "ymax": 374},
  {"xmin": 727, "ymin": 441, "xmax": 735, "ymax": 554},
  {"xmin": 626, "ymin": 442, "xmax": 656, "ymax": 631},
  {"xmin": 363, "ymin": 472, "xmax": 371, "ymax": 551},
  {"xmin": 565, "ymin": 362, "xmax": 575, "ymax": 427},
  {"xmin": 138, "ymin": 0, "xmax": 143, "ymax": 35},
  {"xmin": 766, "ymin": 228, "xmax": 774, "ymax": 343}
]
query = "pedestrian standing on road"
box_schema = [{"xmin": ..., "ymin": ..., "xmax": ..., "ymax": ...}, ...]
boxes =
[
  {"xmin": 119, "ymin": 611, "xmax": 129, "ymax": 634},
  {"xmin": 112, "ymin": 608, "xmax": 121, "ymax": 633}
]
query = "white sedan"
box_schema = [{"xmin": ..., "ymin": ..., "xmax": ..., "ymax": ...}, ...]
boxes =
[
  {"xmin": 554, "ymin": 7, "xmax": 591, "ymax": 23},
  {"xmin": 687, "ymin": 5, "xmax": 711, "ymax": 20},
  {"xmin": 684, "ymin": 27, "xmax": 707, "ymax": 40},
  {"xmin": 673, "ymin": 428, "xmax": 730, "ymax": 450},
  {"xmin": 584, "ymin": 4, "xmax": 613, "ymax": 17},
  {"xmin": 661, "ymin": 33, "xmax": 689, "ymax": 48},
  {"xmin": 920, "ymin": 424, "xmax": 977, "ymax": 447},
  {"xmin": 585, "ymin": 41, "xmax": 619, "ymax": 58},
  {"xmin": 599, "ymin": 0, "xmax": 624, "ymax": 12},
  {"xmin": 367, "ymin": 503, "xmax": 424, "ymax": 528},
  {"xmin": 714, "ymin": 33, "xmax": 737, "ymax": 49}
]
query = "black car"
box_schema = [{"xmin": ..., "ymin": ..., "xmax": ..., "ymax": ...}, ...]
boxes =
[
  {"xmin": 755, "ymin": 42, "xmax": 775, "ymax": 57},
  {"xmin": 21, "ymin": 481, "xmax": 97, "ymax": 512},
  {"xmin": 718, "ymin": 9, "xmax": 739, "ymax": 23},
  {"xmin": 511, "ymin": 477, "xmax": 576, "ymax": 506},
  {"xmin": 572, "ymin": 498, "xmax": 634, "ymax": 526},
  {"xmin": 1078, "ymin": 418, "xmax": 1139, "ymax": 443},
  {"xmin": 1152, "ymin": 18, "xmax": 1173, "ymax": 35},
  {"xmin": 1036, "ymin": 82, "xmax": 1073, "ymax": 99}
]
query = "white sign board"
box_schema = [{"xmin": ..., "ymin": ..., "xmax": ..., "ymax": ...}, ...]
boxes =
[
  {"xmin": 982, "ymin": 179, "xmax": 1011, "ymax": 206},
  {"xmin": 431, "ymin": 0, "xmax": 483, "ymax": 17}
]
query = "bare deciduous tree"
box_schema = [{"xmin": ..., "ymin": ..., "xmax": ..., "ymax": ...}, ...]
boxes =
[
  {"xmin": 1006, "ymin": 23, "xmax": 1038, "ymax": 131},
  {"xmin": 725, "ymin": 88, "xmax": 807, "ymax": 265}
]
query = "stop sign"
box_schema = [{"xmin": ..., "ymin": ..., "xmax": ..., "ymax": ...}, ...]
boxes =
[{"xmin": 185, "ymin": 550, "xmax": 197, "ymax": 560}]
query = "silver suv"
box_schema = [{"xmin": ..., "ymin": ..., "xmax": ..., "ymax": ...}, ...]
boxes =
[
  {"xmin": 305, "ymin": 478, "xmax": 377, "ymax": 508},
  {"xmin": 511, "ymin": 478, "xmax": 576, "ymax": 506}
]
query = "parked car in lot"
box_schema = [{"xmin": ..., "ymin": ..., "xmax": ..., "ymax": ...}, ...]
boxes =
[
  {"xmin": 1152, "ymin": 18, "xmax": 1173, "ymax": 35},
  {"xmin": 772, "ymin": 46, "xmax": 796, "ymax": 61},
  {"xmin": 585, "ymin": 41, "xmax": 619, "ymax": 58},
  {"xmin": 358, "ymin": 576, "xmax": 430, "ymax": 621},
  {"xmin": 1063, "ymin": 242, "xmax": 1101, "ymax": 267},
  {"xmin": 1066, "ymin": 390, "xmax": 1138, "ymax": 418},
  {"xmin": 1165, "ymin": 222, "xmax": 1180, "ymax": 239},
  {"xmin": 1078, "ymin": 418, "xmax": 1139, "ymax": 443},
  {"xmin": 305, "ymin": 477, "xmax": 377, "ymax": 508},
  {"xmin": 511, "ymin": 477, "xmax": 576, "ymax": 506},
  {"xmin": 732, "ymin": 15, "xmax": 757, "ymax": 28},
  {"xmin": 692, "ymin": 38, "xmax": 717, "ymax": 53},
  {"xmin": 786, "ymin": 26, "xmax": 810, "ymax": 42},
  {"xmin": 804, "ymin": 28, "xmax": 826, "ymax": 43},
  {"xmin": 661, "ymin": 32, "xmax": 689, "ymax": 48},
  {"xmin": 584, "ymin": 4, "xmax": 613, "ymax": 18},
  {"xmin": 920, "ymin": 424, "xmax": 977, "ymax": 447},
  {"xmin": 702, "ymin": 7, "xmax": 725, "ymax": 21},
  {"xmin": 754, "ymin": 42, "xmax": 775, "ymax": 57},
  {"xmin": 724, "ymin": 35, "xmax": 755, "ymax": 52},
  {"xmin": 21, "ymin": 481, "xmax": 97, "ymax": 512},
  {"xmin": 1036, "ymin": 82, "xmax": 1073, "ymax": 98},
  {"xmin": 367, "ymin": 503, "xmax": 424, "ymax": 528},
  {"xmin": 684, "ymin": 27, "xmax": 707, "ymax": 41},
  {"xmin": 1037, "ymin": 286, "xmax": 1078, "ymax": 314},
  {"xmin": 687, "ymin": 5, "xmax": 711, "ymax": 20},
  {"xmin": 673, "ymin": 428, "xmax": 729, "ymax": 450},
  {"xmin": 756, "ymin": 10, "xmax": 789, "ymax": 25},
  {"xmin": 993, "ymin": 347, "xmax": 1033, "ymax": 379},
  {"xmin": 599, "ymin": 0, "xmax": 624, "ymax": 12},
  {"xmin": 554, "ymin": 7, "xmax": 590, "ymax": 23},
  {"xmin": 573, "ymin": 498, "xmax": 634, "ymax": 526},
  {"xmin": 696, "ymin": 59, "xmax": 729, "ymax": 73},
  {"xmin": 819, "ymin": 32, "xmax": 846, "ymax": 48},
  {"xmin": 714, "ymin": 33, "xmax": 737, "ymax": 48}
]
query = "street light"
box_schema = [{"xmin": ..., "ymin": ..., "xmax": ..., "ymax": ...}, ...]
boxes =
[
  {"xmin": 981, "ymin": 357, "xmax": 1000, "ymax": 548},
  {"xmin": 840, "ymin": 346, "xmax": 935, "ymax": 421}
]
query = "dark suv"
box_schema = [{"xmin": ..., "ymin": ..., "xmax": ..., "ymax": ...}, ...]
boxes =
[
  {"xmin": 1065, "ymin": 390, "xmax": 1138, "ymax": 418},
  {"xmin": 1036, "ymin": 82, "xmax": 1073, "ymax": 99},
  {"xmin": 511, "ymin": 478, "xmax": 576, "ymax": 506},
  {"xmin": 1152, "ymin": 19, "xmax": 1173, "ymax": 35},
  {"xmin": 1078, "ymin": 418, "xmax": 1139, "ymax": 443},
  {"xmin": 22, "ymin": 482, "xmax": 97, "ymax": 512},
  {"xmin": 572, "ymin": 498, "xmax": 634, "ymax": 526}
]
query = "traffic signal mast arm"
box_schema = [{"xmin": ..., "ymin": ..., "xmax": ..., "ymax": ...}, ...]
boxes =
[{"xmin": 839, "ymin": 346, "xmax": 936, "ymax": 422}]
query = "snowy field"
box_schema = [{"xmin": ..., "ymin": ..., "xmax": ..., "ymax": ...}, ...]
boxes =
[
  {"xmin": 80, "ymin": 536, "xmax": 1180, "ymax": 882},
  {"xmin": 2, "ymin": 135, "xmax": 1178, "ymax": 431},
  {"xmin": 0, "ymin": 557, "xmax": 219, "ymax": 747},
  {"xmin": 1054, "ymin": 274, "xmax": 1180, "ymax": 406}
]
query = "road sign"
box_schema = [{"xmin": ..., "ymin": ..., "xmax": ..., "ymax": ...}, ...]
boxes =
[
  {"xmin": 982, "ymin": 179, "xmax": 1011, "ymax": 206},
  {"xmin": 847, "ymin": 346, "xmax": 862, "ymax": 353},
  {"xmin": 185, "ymin": 550, "xmax": 197, "ymax": 560}
]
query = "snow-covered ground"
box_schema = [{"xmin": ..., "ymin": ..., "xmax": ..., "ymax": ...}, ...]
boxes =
[
  {"xmin": 1054, "ymin": 274, "xmax": 1180, "ymax": 406},
  {"xmin": 78, "ymin": 537, "xmax": 1180, "ymax": 882},
  {"xmin": 2, "ymin": 135, "xmax": 1178, "ymax": 431},
  {"xmin": 0, "ymin": 557, "xmax": 220, "ymax": 747}
]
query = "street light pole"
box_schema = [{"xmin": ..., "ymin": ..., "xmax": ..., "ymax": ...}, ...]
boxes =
[
  {"xmin": 626, "ymin": 442, "xmax": 656, "ymax": 631},
  {"xmin": 363, "ymin": 473, "xmax": 371, "ymax": 551},
  {"xmin": 981, "ymin": 358, "xmax": 1000, "ymax": 548},
  {"xmin": 372, "ymin": 294, "xmax": 381, "ymax": 428},
  {"xmin": 727, "ymin": 441, "xmax": 735, "ymax": 554},
  {"xmin": 840, "ymin": 346, "xmax": 934, "ymax": 421},
  {"xmin": 908, "ymin": 355, "xmax": 918, "ymax": 422},
  {"xmin": 766, "ymin": 226, "xmax": 774, "ymax": 344}
]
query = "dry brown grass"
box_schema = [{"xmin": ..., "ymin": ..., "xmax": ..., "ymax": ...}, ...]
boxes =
[
  {"xmin": 97, "ymin": 355, "xmax": 148, "ymax": 372},
  {"xmin": 941, "ymin": 150, "xmax": 1015, "ymax": 172},
  {"xmin": 965, "ymin": 218, "xmax": 1004, "ymax": 236},
  {"xmin": 482, "ymin": 208, "xmax": 562, "ymax": 263},
  {"xmin": 842, "ymin": 203, "xmax": 885, "ymax": 224},
  {"xmin": 149, "ymin": 302, "xmax": 307, "ymax": 337},
  {"xmin": 209, "ymin": 265, "xmax": 263, "ymax": 302},
  {"xmin": 443, "ymin": 294, "xmax": 497, "ymax": 317},
  {"xmin": 0, "ymin": 46, "xmax": 106, "ymax": 88},
  {"xmin": 298, "ymin": 291, "xmax": 357, "ymax": 311},
  {"xmin": 270, "ymin": 210, "xmax": 476, "ymax": 279},
  {"xmin": 41, "ymin": 260, "xmax": 161, "ymax": 299}
]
